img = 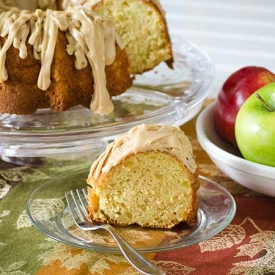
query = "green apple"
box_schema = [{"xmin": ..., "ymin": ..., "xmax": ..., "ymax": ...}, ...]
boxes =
[{"xmin": 235, "ymin": 82, "xmax": 275, "ymax": 167}]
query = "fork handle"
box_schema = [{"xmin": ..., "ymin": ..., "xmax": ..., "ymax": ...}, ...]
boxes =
[{"xmin": 104, "ymin": 225, "xmax": 165, "ymax": 275}]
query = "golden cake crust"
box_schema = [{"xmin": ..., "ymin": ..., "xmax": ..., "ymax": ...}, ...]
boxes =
[
  {"xmin": 0, "ymin": 30, "xmax": 133, "ymax": 115},
  {"xmin": 0, "ymin": 36, "xmax": 48, "ymax": 114},
  {"xmin": 47, "ymin": 31, "xmax": 133, "ymax": 112}
]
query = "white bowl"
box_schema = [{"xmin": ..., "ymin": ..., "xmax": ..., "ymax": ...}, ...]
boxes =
[{"xmin": 196, "ymin": 102, "xmax": 275, "ymax": 197}]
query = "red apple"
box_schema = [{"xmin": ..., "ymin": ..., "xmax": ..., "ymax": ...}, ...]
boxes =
[{"xmin": 214, "ymin": 66, "xmax": 275, "ymax": 146}]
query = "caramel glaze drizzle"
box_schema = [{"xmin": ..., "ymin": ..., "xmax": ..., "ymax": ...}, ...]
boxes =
[
  {"xmin": 0, "ymin": 0, "xmax": 123, "ymax": 114},
  {"xmin": 87, "ymin": 124, "xmax": 197, "ymax": 182}
]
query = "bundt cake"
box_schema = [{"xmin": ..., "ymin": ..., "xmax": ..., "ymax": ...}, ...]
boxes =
[
  {"xmin": 0, "ymin": 1, "xmax": 133, "ymax": 115},
  {"xmin": 86, "ymin": 124, "xmax": 200, "ymax": 229},
  {"xmin": 0, "ymin": 0, "xmax": 173, "ymax": 115},
  {"xmin": 61, "ymin": 0, "xmax": 173, "ymax": 74}
]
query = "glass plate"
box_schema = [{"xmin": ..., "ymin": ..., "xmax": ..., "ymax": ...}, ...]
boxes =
[
  {"xmin": 0, "ymin": 37, "xmax": 213, "ymax": 158},
  {"xmin": 26, "ymin": 169, "xmax": 236, "ymax": 253}
]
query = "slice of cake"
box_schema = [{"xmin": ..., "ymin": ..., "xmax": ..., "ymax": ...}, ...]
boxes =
[{"xmin": 86, "ymin": 124, "xmax": 200, "ymax": 229}]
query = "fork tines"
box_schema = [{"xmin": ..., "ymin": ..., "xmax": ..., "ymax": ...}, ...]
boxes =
[{"xmin": 65, "ymin": 188, "xmax": 89, "ymax": 227}]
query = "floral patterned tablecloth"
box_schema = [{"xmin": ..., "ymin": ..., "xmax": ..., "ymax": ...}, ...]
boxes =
[{"xmin": 0, "ymin": 100, "xmax": 275, "ymax": 275}]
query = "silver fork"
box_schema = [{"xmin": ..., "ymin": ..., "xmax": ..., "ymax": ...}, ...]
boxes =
[{"xmin": 65, "ymin": 189, "xmax": 165, "ymax": 275}]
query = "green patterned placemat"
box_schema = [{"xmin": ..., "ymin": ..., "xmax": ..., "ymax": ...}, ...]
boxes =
[{"xmin": 0, "ymin": 155, "xmax": 93, "ymax": 274}]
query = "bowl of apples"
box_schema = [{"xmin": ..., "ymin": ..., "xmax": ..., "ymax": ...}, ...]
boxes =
[{"xmin": 196, "ymin": 66, "xmax": 275, "ymax": 197}]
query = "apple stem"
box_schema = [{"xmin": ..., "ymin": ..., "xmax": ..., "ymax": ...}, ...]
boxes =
[{"xmin": 255, "ymin": 93, "xmax": 275, "ymax": 112}]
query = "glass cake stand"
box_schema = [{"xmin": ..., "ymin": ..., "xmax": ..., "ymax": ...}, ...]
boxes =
[{"xmin": 0, "ymin": 37, "xmax": 214, "ymax": 163}]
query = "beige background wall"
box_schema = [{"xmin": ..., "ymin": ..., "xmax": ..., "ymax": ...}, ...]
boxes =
[{"xmin": 161, "ymin": 0, "xmax": 275, "ymax": 97}]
